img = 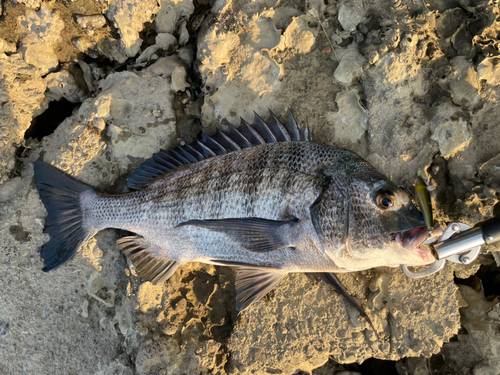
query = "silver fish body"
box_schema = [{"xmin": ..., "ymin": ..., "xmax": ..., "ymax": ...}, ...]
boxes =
[{"xmin": 34, "ymin": 112, "xmax": 434, "ymax": 310}]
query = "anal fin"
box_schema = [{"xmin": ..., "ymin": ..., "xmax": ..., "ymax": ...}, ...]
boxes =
[
  {"xmin": 117, "ymin": 236, "xmax": 179, "ymax": 285},
  {"xmin": 234, "ymin": 267, "xmax": 288, "ymax": 311}
]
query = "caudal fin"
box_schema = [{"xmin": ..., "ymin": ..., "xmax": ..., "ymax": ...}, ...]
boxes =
[{"xmin": 33, "ymin": 161, "xmax": 97, "ymax": 271}]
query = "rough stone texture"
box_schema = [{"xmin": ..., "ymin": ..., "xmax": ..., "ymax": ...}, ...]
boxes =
[
  {"xmin": 326, "ymin": 88, "xmax": 368, "ymax": 149},
  {"xmin": 106, "ymin": 0, "xmax": 160, "ymax": 58},
  {"xmin": 230, "ymin": 267, "xmax": 460, "ymax": 373},
  {"xmin": 338, "ymin": 0, "xmax": 365, "ymax": 32},
  {"xmin": 17, "ymin": 3, "xmax": 64, "ymax": 74},
  {"xmin": 0, "ymin": 53, "xmax": 46, "ymax": 183},
  {"xmin": 155, "ymin": 0, "xmax": 195, "ymax": 35},
  {"xmin": 1, "ymin": 0, "xmax": 500, "ymax": 374},
  {"xmin": 334, "ymin": 44, "xmax": 366, "ymax": 85}
]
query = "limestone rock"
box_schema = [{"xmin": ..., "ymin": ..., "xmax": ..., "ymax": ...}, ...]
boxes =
[
  {"xmin": 334, "ymin": 44, "xmax": 366, "ymax": 85},
  {"xmin": 106, "ymin": 0, "xmax": 160, "ymax": 58},
  {"xmin": 0, "ymin": 54, "xmax": 46, "ymax": 183},
  {"xmin": 0, "ymin": 38, "xmax": 16, "ymax": 54},
  {"xmin": 156, "ymin": 33, "xmax": 177, "ymax": 50},
  {"xmin": 155, "ymin": 0, "xmax": 195, "ymax": 35},
  {"xmin": 448, "ymin": 56, "xmax": 480, "ymax": 109},
  {"xmin": 477, "ymin": 56, "xmax": 500, "ymax": 86},
  {"xmin": 479, "ymin": 154, "xmax": 500, "ymax": 189},
  {"xmin": 45, "ymin": 70, "xmax": 87, "ymax": 104},
  {"xmin": 338, "ymin": 0, "xmax": 366, "ymax": 32},
  {"xmin": 326, "ymin": 89, "xmax": 368, "ymax": 147},
  {"xmin": 430, "ymin": 103, "xmax": 471, "ymax": 158},
  {"xmin": 75, "ymin": 14, "xmax": 107, "ymax": 36},
  {"xmin": 12, "ymin": 0, "xmax": 42, "ymax": 9},
  {"xmin": 17, "ymin": 3, "xmax": 64, "ymax": 75},
  {"xmin": 283, "ymin": 16, "xmax": 317, "ymax": 54},
  {"xmin": 229, "ymin": 268, "xmax": 460, "ymax": 374}
]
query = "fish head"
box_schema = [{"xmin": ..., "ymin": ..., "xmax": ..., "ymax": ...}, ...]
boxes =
[
  {"xmin": 319, "ymin": 157, "xmax": 435, "ymax": 270},
  {"xmin": 344, "ymin": 171, "xmax": 435, "ymax": 269}
]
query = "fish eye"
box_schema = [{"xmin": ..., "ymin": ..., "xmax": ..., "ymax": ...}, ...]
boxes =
[{"xmin": 376, "ymin": 192, "xmax": 396, "ymax": 210}]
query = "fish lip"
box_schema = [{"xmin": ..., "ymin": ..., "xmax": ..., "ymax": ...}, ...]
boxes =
[{"xmin": 394, "ymin": 226, "xmax": 434, "ymax": 261}]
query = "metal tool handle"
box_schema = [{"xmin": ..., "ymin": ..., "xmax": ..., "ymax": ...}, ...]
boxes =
[{"xmin": 479, "ymin": 216, "xmax": 500, "ymax": 245}]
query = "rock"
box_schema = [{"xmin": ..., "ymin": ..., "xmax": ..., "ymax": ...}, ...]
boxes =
[
  {"xmin": 479, "ymin": 154, "xmax": 500, "ymax": 189},
  {"xmin": 451, "ymin": 24, "xmax": 474, "ymax": 58},
  {"xmin": 338, "ymin": 0, "xmax": 366, "ymax": 32},
  {"xmin": 171, "ymin": 65, "xmax": 189, "ymax": 92},
  {"xmin": 97, "ymin": 37, "xmax": 128, "ymax": 63},
  {"xmin": 12, "ymin": 0, "xmax": 42, "ymax": 9},
  {"xmin": 155, "ymin": 0, "xmax": 195, "ymax": 34},
  {"xmin": 272, "ymin": 6, "xmax": 301, "ymax": 30},
  {"xmin": 72, "ymin": 36, "xmax": 95, "ymax": 56},
  {"xmin": 178, "ymin": 19, "xmax": 189, "ymax": 46},
  {"xmin": 240, "ymin": 51, "xmax": 280, "ymax": 95},
  {"xmin": 333, "ymin": 44, "xmax": 366, "ymax": 85},
  {"xmin": 452, "ymin": 283, "xmax": 500, "ymax": 374},
  {"xmin": 106, "ymin": 0, "xmax": 160, "ymax": 58},
  {"xmin": 156, "ymin": 33, "xmax": 177, "ymax": 50},
  {"xmin": 326, "ymin": 88, "xmax": 368, "ymax": 147},
  {"xmin": 435, "ymin": 8, "xmax": 466, "ymax": 38},
  {"xmin": 136, "ymin": 282, "xmax": 164, "ymax": 313},
  {"xmin": 0, "ymin": 177, "xmax": 22, "ymax": 203},
  {"xmin": 136, "ymin": 45, "xmax": 162, "ymax": 65},
  {"xmin": 45, "ymin": 70, "xmax": 87, "ymax": 104},
  {"xmin": 0, "ymin": 38, "xmax": 16, "ymax": 54},
  {"xmin": 147, "ymin": 55, "xmax": 185, "ymax": 77},
  {"xmin": 430, "ymin": 103, "xmax": 471, "ymax": 158},
  {"xmin": 135, "ymin": 340, "xmax": 184, "ymax": 375},
  {"xmin": 17, "ymin": 3, "xmax": 64, "ymax": 75},
  {"xmin": 75, "ymin": 14, "xmax": 107, "ymax": 36},
  {"xmin": 477, "ymin": 56, "xmax": 500, "ymax": 86},
  {"xmin": 229, "ymin": 268, "xmax": 460, "ymax": 373},
  {"xmin": 87, "ymin": 272, "xmax": 116, "ymax": 307},
  {"xmin": 447, "ymin": 56, "xmax": 480, "ymax": 109},
  {"xmin": 283, "ymin": 16, "xmax": 317, "ymax": 54},
  {"xmin": 177, "ymin": 47, "xmax": 195, "ymax": 66},
  {"xmin": 247, "ymin": 16, "xmax": 281, "ymax": 51},
  {"xmin": 0, "ymin": 54, "xmax": 46, "ymax": 183}
]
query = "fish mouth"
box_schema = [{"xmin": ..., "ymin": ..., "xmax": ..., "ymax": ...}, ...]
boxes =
[{"xmin": 395, "ymin": 226, "xmax": 435, "ymax": 262}]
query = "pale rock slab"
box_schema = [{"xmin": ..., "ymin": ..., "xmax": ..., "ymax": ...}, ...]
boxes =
[
  {"xmin": 0, "ymin": 54, "xmax": 46, "ymax": 183},
  {"xmin": 156, "ymin": 32, "xmax": 177, "ymax": 50},
  {"xmin": 430, "ymin": 102, "xmax": 471, "ymax": 158},
  {"xmin": 75, "ymin": 14, "xmax": 107, "ymax": 36},
  {"xmin": 326, "ymin": 88, "xmax": 368, "ymax": 146},
  {"xmin": 334, "ymin": 44, "xmax": 366, "ymax": 85},
  {"xmin": 155, "ymin": 0, "xmax": 195, "ymax": 34},
  {"xmin": 283, "ymin": 15, "xmax": 317, "ymax": 54},
  {"xmin": 17, "ymin": 3, "xmax": 64, "ymax": 75},
  {"xmin": 106, "ymin": 0, "xmax": 160, "ymax": 58},
  {"xmin": 477, "ymin": 56, "xmax": 500, "ymax": 86},
  {"xmin": 338, "ymin": 0, "xmax": 366, "ymax": 32},
  {"xmin": 448, "ymin": 56, "xmax": 481, "ymax": 109}
]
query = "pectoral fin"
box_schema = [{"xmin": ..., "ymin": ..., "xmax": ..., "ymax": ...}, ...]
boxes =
[
  {"xmin": 117, "ymin": 236, "xmax": 179, "ymax": 285},
  {"xmin": 176, "ymin": 218, "xmax": 298, "ymax": 253}
]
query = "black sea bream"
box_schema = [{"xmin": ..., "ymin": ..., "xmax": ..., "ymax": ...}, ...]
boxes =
[{"xmin": 34, "ymin": 112, "xmax": 434, "ymax": 311}]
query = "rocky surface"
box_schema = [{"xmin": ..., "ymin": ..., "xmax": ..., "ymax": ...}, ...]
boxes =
[{"xmin": 0, "ymin": 0, "xmax": 499, "ymax": 374}]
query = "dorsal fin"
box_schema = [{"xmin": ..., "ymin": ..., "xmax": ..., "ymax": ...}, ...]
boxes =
[{"xmin": 127, "ymin": 110, "xmax": 310, "ymax": 190}]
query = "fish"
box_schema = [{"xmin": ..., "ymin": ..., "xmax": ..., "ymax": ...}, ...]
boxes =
[{"xmin": 33, "ymin": 111, "xmax": 435, "ymax": 316}]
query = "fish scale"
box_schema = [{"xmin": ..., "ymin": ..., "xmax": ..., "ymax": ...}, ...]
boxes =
[{"xmin": 34, "ymin": 111, "xmax": 432, "ymax": 316}]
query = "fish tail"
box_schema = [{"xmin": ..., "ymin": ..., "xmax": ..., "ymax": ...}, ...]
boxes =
[{"xmin": 34, "ymin": 161, "xmax": 98, "ymax": 272}]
